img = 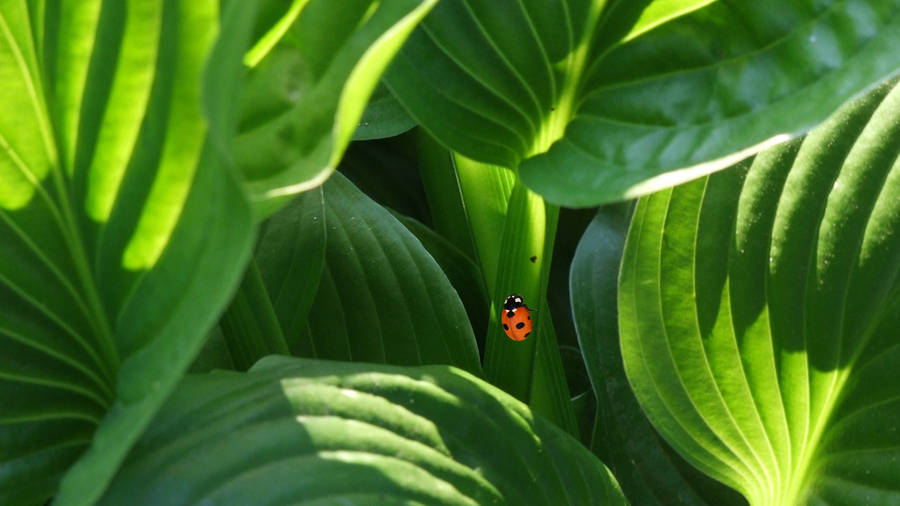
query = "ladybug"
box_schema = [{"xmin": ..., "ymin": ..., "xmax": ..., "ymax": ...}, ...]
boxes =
[{"xmin": 501, "ymin": 293, "xmax": 532, "ymax": 341}]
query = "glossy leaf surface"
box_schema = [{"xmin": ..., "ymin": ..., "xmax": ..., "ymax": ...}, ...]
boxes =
[
  {"xmin": 619, "ymin": 79, "xmax": 900, "ymax": 505},
  {"xmin": 235, "ymin": 0, "xmax": 436, "ymax": 211},
  {"xmin": 99, "ymin": 356, "xmax": 628, "ymax": 506},
  {"xmin": 387, "ymin": 0, "xmax": 900, "ymax": 206},
  {"xmin": 0, "ymin": 2, "xmax": 255, "ymax": 504},
  {"xmin": 260, "ymin": 173, "xmax": 482, "ymax": 375}
]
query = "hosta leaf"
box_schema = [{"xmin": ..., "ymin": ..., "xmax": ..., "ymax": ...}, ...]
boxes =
[
  {"xmin": 234, "ymin": 0, "xmax": 436, "ymax": 213},
  {"xmin": 571, "ymin": 208, "xmax": 746, "ymax": 505},
  {"xmin": 0, "ymin": 1, "xmax": 255, "ymax": 504},
  {"xmin": 99, "ymin": 356, "xmax": 628, "ymax": 506},
  {"xmin": 353, "ymin": 83, "xmax": 418, "ymax": 141},
  {"xmin": 260, "ymin": 173, "xmax": 482, "ymax": 375},
  {"xmin": 253, "ymin": 187, "xmax": 326, "ymax": 359},
  {"xmin": 386, "ymin": 0, "xmax": 900, "ymax": 206},
  {"xmin": 218, "ymin": 259, "xmax": 291, "ymax": 371},
  {"xmin": 619, "ymin": 79, "xmax": 900, "ymax": 505},
  {"xmin": 396, "ymin": 214, "xmax": 491, "ymax": 343}
]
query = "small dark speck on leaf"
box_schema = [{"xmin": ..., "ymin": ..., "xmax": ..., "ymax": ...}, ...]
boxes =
[{"xmin": 529, "ymin": 256, "xmax": 537, "ymax": 263}]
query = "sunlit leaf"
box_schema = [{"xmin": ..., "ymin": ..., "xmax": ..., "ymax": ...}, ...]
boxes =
[
  {"xmin": 619, "ymin": 78, "xmax": 900, "ymax": 505},
  {"xmin": 571, "ymin": 207, "xmax": 746, "ymax": 505},
  {"xmin": 387, "ymin": 0, "xmax": 900, "ymax": 206},
  {"xmin": 99, "ymin": 356, "xmax": 628, "ymax": 506},
  {"xmin": 0, "ymin": 1, "xmax": 256, "ymax": 504},
  {"xmin": 234, "ymin": 0, "xmax": 436, "ymax": 214}
]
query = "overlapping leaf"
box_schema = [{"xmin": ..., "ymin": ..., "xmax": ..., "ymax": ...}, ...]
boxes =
[
  {"xmin": 386, "ymin": 0, "xmax": 900, "ymax": 206},
  {"xmin": 98, "ymin": 356, "xmax": 628, "ymax": 506},
  {"xmin": 233, "ymin": 0, "xmax": 437, "ymax": 214},
  {"xmin": 416, "ymin": 144, "xmax": 578, "ymax": 435},
  {"xmin": 0, "ymin": 1, "xmax": 255, "ymax": 504},
  {"xmin": 254, "ymin": 173, "xmax": 482, "ymax": 374},
  {"xmin": 353, "ymin": 83, "xmax": 418, "ymax": 141},
  {"xmin": 619, "ymin": 79, "xmax": 900, "ymax": 505},
  {"xmin": 571, "ymin": 208, "xmax": 746, "ymax": 505}
]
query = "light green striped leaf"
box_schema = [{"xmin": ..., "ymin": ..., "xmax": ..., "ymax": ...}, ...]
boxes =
[
  {"xmin": 0, "ymin": 1, "xmax": 256, "ymax": 504},
  {"xmin": 619, "ymin": 79, "xmax": 900, "ymax": 505},
  {"xmin": 99, "ymin": 356, "xmax": 628, "ymax": 506},
  {"xmin": 571, "ymin": 207, "xmax": 746, "ymax": 505},
  {"xmin": 386, "ymin": 0, "xmax": 900, "ymax": 206}
]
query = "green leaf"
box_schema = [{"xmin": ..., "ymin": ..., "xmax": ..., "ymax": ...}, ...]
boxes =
[
  {"xmin": 417, "ymin": 138, "xmax": 579, "ymax": 435},
  {"xmin": 396, "ymin": 213, "xmax": 491, "ymax": 343},
  {"xmin": 98, "ymin": 356, "xmax": 628, "ymax": 506},
  {"xmin": 352, "ymin": 82, "xmax": 417, "ymax": 141},
  {"xmin": 571, "ymin": 207, "xmax": 745, "ymax": 505},
  {"xmin": 234, "ymin": 0, "xmax": 437, "ymax": 214},
  {"xmin": 272, "ymin": 173, "xmax": 483, "ymax": 375},
  {"xmin": 218, "ymin": 259, "xmax": 291, "ymax": 371},
  {"xmin": 0, "ymin": 1, "xmax": 255, "ymax": 504},
  {"xmin": 416, "ymin": 130, "xmax": 479, "ymax": 260},
  {"xmin": 619, "ymin": 78, "xmax": 900, "ymax": 505},
  {"xmin": 452, "ymin": 155, "xmax": 579, "ymax": 437},
  {"xmin": 254, "ymin": 187, "xmax": 327, "ymax": 358},
  {"xmin": 386, "ymin": 0, "xmax": 900, "ymax": 206}
]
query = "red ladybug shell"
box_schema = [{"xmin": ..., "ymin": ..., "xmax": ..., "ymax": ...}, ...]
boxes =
[{"xmin": 501, "ymin": 293, "xmax": 532, "ymax": 341}]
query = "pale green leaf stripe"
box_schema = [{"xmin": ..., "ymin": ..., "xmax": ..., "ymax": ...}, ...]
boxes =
[
  {"xmin": 85, "ymin": 0, "xmax": 161, "ymax": 222},
  {"xmin": 0, "ymin": 1, "xmax": 54, "ymax": 209},
  {"xmin": 98, "ymin": 356, "xmax": 628, "ymax": 506},
  {"xmin": 54, "ymin": 0, "xmax": 101, "ymax": 174},
  {"xmin": 121, "ymin": 2, "xmax": 216, "ymax": 270},
  {"xmin": 620, "ymin": 79, "xmax": 900, "ymax": 505}
]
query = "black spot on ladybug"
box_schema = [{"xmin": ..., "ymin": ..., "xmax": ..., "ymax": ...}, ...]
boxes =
[
  {"xmin": 515, "ymin": 322, "xmax": 525, "ymax": 329},
  {"xmin": 507, "ymin": 310, "xmax": 515, "ymax": 317},
  {"xmin": 524, "ymin": 331, "xmax": 531, "ymax": 337},
  {"xmin": 527, "ymin": 315, "xmax": 531, "ymax": 320},
  {"xmin": 529, "ymin": 256, "xmax": 537, "ymax": 263},
  {"xmin": 503, "ymin": 323, "xmax": 509, "ymax": 331}
]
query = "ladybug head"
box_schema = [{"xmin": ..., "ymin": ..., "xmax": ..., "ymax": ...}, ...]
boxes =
[{"xmin": 503, "ymin": 293, "xmax": 524, "ymax": 311}]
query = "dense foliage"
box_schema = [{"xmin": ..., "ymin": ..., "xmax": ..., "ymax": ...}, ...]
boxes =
[{"xmin": 0, "ymin": 1, "xmax": 897, "ymax": 505}]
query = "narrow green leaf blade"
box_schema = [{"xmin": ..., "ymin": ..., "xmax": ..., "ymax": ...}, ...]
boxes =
[
  {"xmin": 452, "ymin": 155, "xmax": 578, "ymax": 436},
  {"xmin": 619, "ymin": 78, "xmax": 900, "ymax": 505},
  {"xmin": 98, "ymin": 356, "xmax": 628, "ymax": 506}
]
